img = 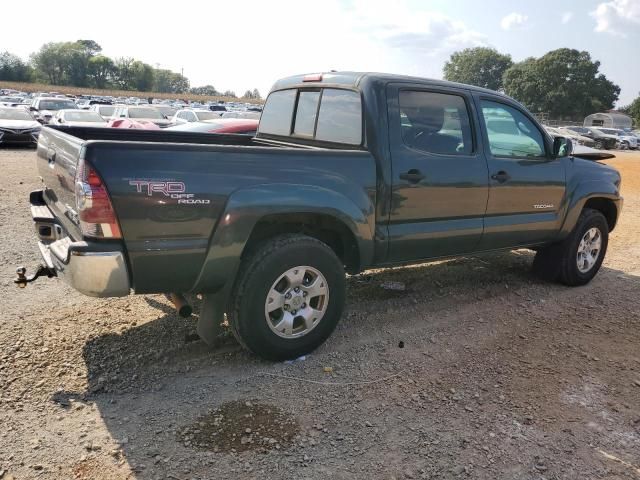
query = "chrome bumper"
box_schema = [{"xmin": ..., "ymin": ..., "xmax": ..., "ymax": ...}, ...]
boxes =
[
  {"xmin": 31, "ymin": 190, "xmax": 130, "ymax": 297},
  {"xmin": 38, "ymin": 239, "xmax": 130, "ymax": 297}
]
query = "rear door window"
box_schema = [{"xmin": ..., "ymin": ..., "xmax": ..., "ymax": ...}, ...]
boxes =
[{"xmin": 399, "ymin": 90, "xmax": 473, "ymax": 155}]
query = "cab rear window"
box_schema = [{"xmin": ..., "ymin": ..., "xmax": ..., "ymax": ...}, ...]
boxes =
[{"xmin": 258, "ymin": 88, "xmax": 362, "ymax": 146}]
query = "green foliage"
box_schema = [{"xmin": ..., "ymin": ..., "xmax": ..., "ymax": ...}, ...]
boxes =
[
  {"xmin": 621, "ymin": 95, "xmax": 640, "ymax": 126},
  {"xmin": 243, "ymin": 88, "xmax": 261, "ymax": 99},
  {"xmin": 153, "ymin": 69, "xmax": 189, "ymax": 93},
  {"xmin": 503, "ymin": 49, "xmax": 620, "ymax": 120},
  {"xmin": 191, "ymin": 85, "xmax": 219, "ymax": 96},
  {"xmin": 88, "ymin": 55, "xmax": 114, "ymax": 89},
  {"xmin": 0, "ymin": 51, "xmax": 32, "ymax": 82},
  {"xmin": 443, "ymin": 47, "xmax": 513, "ymax": 91}
]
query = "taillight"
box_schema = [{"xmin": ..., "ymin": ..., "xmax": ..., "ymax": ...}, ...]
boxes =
[{"xmin": 75, "ymin": 158, "xmax": 122, "ymax": 239}]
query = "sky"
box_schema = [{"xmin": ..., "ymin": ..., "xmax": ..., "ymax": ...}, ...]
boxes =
[{"xmin": 1, "ymin": 0, "xmax": 638, "ymax": 105}]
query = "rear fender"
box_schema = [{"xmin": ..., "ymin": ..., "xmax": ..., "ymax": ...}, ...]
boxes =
[
  {"xmin": 192, "ymin": 184, "xmax": 374, "ymax": 344},
  {"xmin": 193, "ymin": 183, "xmax": 375, "ymax": 294}
]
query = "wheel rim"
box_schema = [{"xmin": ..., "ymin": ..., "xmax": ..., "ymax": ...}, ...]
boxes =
[
  {"xmin": 576, "ymin": 227, "xmax": 602, "ymax": 273},
  {"xmin": 264, "ymin": 266, "xmax": 329, "ymax": 339}
]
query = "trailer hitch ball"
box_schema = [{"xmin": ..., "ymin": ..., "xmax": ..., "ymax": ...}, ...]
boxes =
[
  {"xmin": 14, "ymin": 264, "xmax": 57, "ymax": 288},
  {"xmin": 15, "ymin": 266, "xmax": 27, "ymax": 288}
]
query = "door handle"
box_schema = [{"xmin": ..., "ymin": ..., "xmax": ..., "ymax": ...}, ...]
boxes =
[
  {"xmin": 491, "ymin": 171, "xmax": 510, "ymax": 183},
  {"xmin": 400, "ymin": 169, "xmax": 425, "ymax": 183}
]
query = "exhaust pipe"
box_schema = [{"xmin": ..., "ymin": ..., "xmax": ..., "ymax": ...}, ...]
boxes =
[{"xmin": 168, "ymin": 293, "xmax": 193, "ymax": 318}]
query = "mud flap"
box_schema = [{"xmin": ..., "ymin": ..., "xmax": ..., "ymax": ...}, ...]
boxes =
[{"xmin": 197, "ymin": 290, "xmax": 227, "ymax": 346}]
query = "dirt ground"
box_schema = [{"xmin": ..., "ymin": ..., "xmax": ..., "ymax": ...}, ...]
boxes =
[{"xmin": 1, "ymin": 148, "xmax": 639, "ymax": 480}]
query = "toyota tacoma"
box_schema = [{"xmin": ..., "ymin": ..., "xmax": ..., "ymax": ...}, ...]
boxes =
[{"xmin": 20, "ymin": 72, "xmax": 623, "ymax": 360}]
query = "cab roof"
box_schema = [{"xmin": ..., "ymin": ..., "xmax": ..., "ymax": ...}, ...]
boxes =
[{"xmin": 271, "ymin": 71, "xmax": 506, "ymax": 97}]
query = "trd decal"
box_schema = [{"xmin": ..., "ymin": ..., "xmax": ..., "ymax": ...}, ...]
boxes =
[{"xmin": 129, "ymin": 180, "xmax": 210, "ymax": 204}]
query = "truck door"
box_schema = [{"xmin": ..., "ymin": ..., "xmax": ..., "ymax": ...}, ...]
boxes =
[
  {"xmin": 386, "ymin": 84, "xmax": 489, "ymax": 263},
  {"xmin": 474, "ymin": 96, "xmax": 566, "ymax": 249}
]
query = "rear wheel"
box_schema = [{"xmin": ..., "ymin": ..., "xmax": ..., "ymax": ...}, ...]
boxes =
[{"xmin": 229, "ymin": 234, "xmax": 346, "ymax": 360}]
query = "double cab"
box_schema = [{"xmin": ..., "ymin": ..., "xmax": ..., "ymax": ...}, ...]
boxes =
[{"xmin": 24, "ymin": 72, "xmax": 622, "ymax": 360}]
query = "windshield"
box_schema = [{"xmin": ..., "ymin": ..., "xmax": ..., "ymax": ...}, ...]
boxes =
[
  {"xmin": 64, "ymin": 111, "xmax": 104, "ymax": 122},
  {"xmin": 129, "ymin": 108, "xmax": 164, "ymax": 119},
  {"xmin": 195, "ymin": 111, "xmax": 220, "ymax": 121},
  {"xmin": 599, "ymin": 128, "xmax": 621, "ymax": 135},
  {"xmin": 0, "ymin": 108, "xmax": 33, "ymax": 121},
  {"xmin": 39, "ymin": 100, "xmax": 77, "ymax": 111}
]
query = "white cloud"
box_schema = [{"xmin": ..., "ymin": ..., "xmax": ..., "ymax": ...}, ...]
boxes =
[
  {"xmin": 501, "ymin": 12, "xmax": 529, "ymax": 30},
  {"xmin": 591, "ymin": 0, "xmax": 640, "ymax": 35},
  {"xmin": 348, "ymin": 2, "xmax": 486, "ymax": 56},
  {"xmin": 561, "ymin": 11, "xmax": 574, "ymax": 24}
]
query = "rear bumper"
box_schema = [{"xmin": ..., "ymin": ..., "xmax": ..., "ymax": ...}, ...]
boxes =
[{"xmin": 30, "ymin": 190, "xmax": 131, "ymax": 297}]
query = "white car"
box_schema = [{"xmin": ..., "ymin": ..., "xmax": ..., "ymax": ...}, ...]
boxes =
[
  {"xmin": 52, "ymin": 110, "xmax": 109, "ymax": 127},
  {"xmin": 172, "ymin": 109, "xmax": 223, "ymax": 124},
  {"xmin": 90, "ymin": 104, "xmax": 118, "ymax": 121}
]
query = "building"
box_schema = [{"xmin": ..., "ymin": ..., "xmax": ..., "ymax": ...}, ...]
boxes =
[{"xmin": 584, "ymin": 112, "xmax": 633, "ymax": 129}]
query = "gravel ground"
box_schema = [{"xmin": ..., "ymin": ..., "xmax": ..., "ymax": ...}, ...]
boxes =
[{"xmin": 1, "ymin": 147, "xmax": 639, "ymax": 480}]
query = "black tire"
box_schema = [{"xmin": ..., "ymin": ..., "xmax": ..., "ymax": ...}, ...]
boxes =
[
  {"xmin": 228, "ymin": 234, "xmax": 346, "ymax": 361},
  {"xmin": 533, "ymin": 208, "xmax": 608, "ymax": 286},
  {"xmin": 594, "ymin": 140, "xmax": 604, "ymax": 150}
]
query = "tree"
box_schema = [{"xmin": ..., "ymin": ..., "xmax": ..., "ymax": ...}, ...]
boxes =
[
  {"xmin": 251, "ymin": 88, "xmax": 261, "ymax": 100},
  {"xmin": 623, "ymin": 94, "xmax": 640, "ymax": 127},
  {"xmin": 503, "ymin": 48, "xmax": 620, "ymax": 120},
  {"xmin": 243, "ymin": 89, "xmax": 254, "ymax": 99},
  {"xmin": 30, "ymin": 42, "xmax": 68, "ymax": 84},
  {"xmin": 113, "ymin": 57, "xmax": 136, "ymax": 89},
  {"xmin": 88, "ymin": 55, "xmax": 114, "ymax": 88},
  {"xmin": 131, "ymin": 61, "xmax": 155, "ymax": 91},
  {"xmin": 153, "ymin": 69, "xmax": 189, "ymax": 93},
  {"xmin": 223, "ymin": 90, "xmax": 237, "ymax": 98},
  {"xmin": 0, "ymin": 51, "xmax": 32, "ymax": 82},
  {"xmin": 443, "ymin": 47, "xmax": 513, "ymax": 91},
  {"xmin": 191, "ymin": 85, "xmax": 219, "ymax": 96}
]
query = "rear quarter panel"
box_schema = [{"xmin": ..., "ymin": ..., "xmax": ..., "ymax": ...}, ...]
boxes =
[{"xmin": 85, "ymin": 142, "xmax": 377, "ymax": 293}]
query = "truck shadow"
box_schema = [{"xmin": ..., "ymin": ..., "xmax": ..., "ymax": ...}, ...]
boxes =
[{"xmin": 71, "ymin": 249, "xmax": 638, "ymax": 478}]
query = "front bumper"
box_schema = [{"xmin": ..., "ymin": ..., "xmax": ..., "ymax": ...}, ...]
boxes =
[
  {"xmin": 0, "ymin": 129, "xmax": 39, "ymax": 145},
  {"xmin": 30, "ymin": 190, "xmax": 130, "ymax": 297}
]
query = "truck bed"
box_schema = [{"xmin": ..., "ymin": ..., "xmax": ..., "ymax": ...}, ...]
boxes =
[{"xmin": 35, "ymin": 125, "xmax": 377, "ymax": 294}]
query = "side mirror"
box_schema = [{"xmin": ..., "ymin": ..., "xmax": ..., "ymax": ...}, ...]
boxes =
[
  {"xmin": 553, "ymin": 136, "xmax": 573, "ymax": 158},
  {"xmin": 29, "ymin": 106, "xmax": 36, "ymax": 111}
]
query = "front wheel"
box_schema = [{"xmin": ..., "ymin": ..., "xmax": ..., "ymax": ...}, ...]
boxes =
[
  {"xmin": 229, "ymin": 234, "xmax": 346, "ymax": 360},
  {"xmin": 533, "ymin": 208, "xmax": 609, "ymax": 286}
]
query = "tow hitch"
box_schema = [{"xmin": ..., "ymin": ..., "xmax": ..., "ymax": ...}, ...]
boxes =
[{"xmin": 15, "ymin": 265, "xmax": 57, "ymax": 288}]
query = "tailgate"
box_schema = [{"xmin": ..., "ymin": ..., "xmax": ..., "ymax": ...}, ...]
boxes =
[{"xmin": 35, "ymin": 126, "xmax": 84, "ymax": 240}]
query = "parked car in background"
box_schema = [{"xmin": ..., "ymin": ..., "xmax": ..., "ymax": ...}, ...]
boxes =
[
  {"xmin": 591, "ymin": 127, "xmax": 638, "ymax": 150},
  {"xmin": 219, "ymin": 111, "xmax": 261, "ymax": 120},
  {"xmin": 52, "ymin": 110, "xmax": 109, "ymax": 128},
  {"xmin": 151, "ymin": 105, "xmax": 178, "ymax": 119},
  {"xmin": 172, "ymin": 109, "xmax": 223, "ymax": 124},
  {"xmin": 166, "ymin": 118, "xmax": 259, "ymax": 135},
  {"xmin": 0, "ymin": 107, "xmax": 41, "ymax": 146},
  {"xmin": 545, "ymin": 126, "xmax": 595, "ymax": 147},
  {"xmin": 112, "ymin": 106, "xmax": 172, "ymax": 128},
  {"xmin": 560, "ymin": 126, "xmax": 618, "ymax": 150},
  {"xmin": 30, "ymin": 97, "xmax": 79, "ymax": 124},
  {"xmin": 90, "ymin": 104, "xmax": 117, "ymax": 121},
  {"xmin": 108, "ymin": 119, "xmax": 161, "ymax": 130}
]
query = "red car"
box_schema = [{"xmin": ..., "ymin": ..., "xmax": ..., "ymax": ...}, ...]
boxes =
[{"xmin": 166, "ymin": 118, "xmax": 258, "ymax": 135}]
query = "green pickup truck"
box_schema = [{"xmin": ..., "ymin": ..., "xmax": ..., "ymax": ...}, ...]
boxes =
[{"xmin": 23, "ymin": 72, "xmax": 622, "ymax": 360}]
